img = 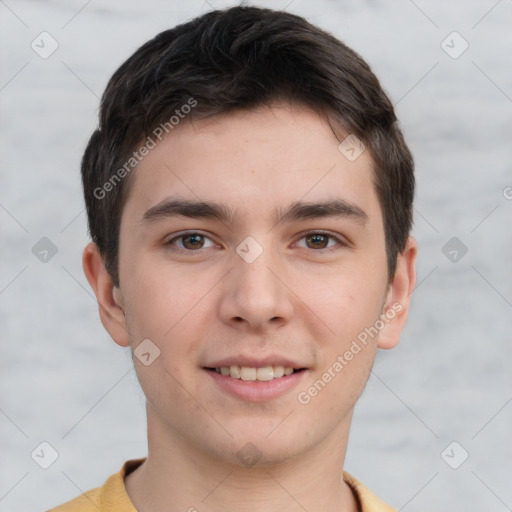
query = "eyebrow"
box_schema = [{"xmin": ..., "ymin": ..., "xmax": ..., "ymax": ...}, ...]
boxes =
[{"xmin": 140, "ymin": 197, "xmax": 369, "ymax": 227}]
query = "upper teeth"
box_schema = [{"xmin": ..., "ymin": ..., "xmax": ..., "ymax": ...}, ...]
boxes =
[{"xmin": 216, "ymin": 365, "xmax": 295, "ymax": 381}]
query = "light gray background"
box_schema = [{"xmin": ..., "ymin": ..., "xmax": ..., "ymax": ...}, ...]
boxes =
[{"xmin": 1, "ymin": 0, "xmax": 511, "ymax": 510}]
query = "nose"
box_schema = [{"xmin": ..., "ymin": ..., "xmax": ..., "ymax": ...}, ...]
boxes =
[{"xmin": 217, "ymin": 243, "xmax": 294, "ymax": 333}]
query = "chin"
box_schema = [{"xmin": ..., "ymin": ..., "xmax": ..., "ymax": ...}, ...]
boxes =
[{"xmin": 213, "ymin": 430, "xmax": 310, "ymax": 469}]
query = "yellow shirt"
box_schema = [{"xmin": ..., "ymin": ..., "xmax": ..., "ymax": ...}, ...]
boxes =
[{"xmin": 48, "ymin": 458, "xmax": 396, "ymax": 512}]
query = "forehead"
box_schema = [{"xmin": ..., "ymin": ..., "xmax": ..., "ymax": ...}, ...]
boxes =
[{"xmin": 121, "ymin": 103, "xmax": 381, "ymax": 227}]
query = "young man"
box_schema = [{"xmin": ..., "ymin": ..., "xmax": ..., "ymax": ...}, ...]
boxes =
[{"xmin": 50, "ymin": 5, "xmax": 416, "ymax": 511}]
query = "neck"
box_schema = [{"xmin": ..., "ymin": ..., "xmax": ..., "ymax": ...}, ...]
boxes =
[{"xmin": 125, "ymin": 408, "xmax": 359, "ymax": 512}]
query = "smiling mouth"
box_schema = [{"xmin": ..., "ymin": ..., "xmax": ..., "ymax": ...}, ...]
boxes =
[{"xmin": 204, "ymin": 365, "xmax": 306, "ymax": 381}]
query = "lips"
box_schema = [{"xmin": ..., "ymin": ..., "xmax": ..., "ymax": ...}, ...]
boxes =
[
  {"xmin": 204, "ymin": 365, "xmax": 307, "ymax": 401},
  {"xmin": 202, "ymin": 355, "xmax": 308, "ymax": 400}
]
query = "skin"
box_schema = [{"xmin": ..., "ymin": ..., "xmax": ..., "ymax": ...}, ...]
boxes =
[{"xmin": 83, "ymin": 102, "xmax": 417, "ymax": 512}]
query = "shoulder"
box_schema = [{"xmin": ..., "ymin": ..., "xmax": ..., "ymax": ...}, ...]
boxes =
[
  {"xmin": 47, "ymin": 458, "xmax": 145, "ymax": 512},
  {"xmin": 343, "ymin": 471, "xmax": 397, "ymax": 512}
]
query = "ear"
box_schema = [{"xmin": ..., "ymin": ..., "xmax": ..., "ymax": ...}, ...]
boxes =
[
  {"xmin": 82, "ymin": 242, "xmax": 130, "ymax": 347},
  {"xmin": 377, "ymin": 237, "xmax": 417, "ymax": 350}
]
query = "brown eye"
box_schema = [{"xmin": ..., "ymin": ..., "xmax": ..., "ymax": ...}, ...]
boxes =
[
  {"xmin": 166, "ymin": 232, "xmax": 215, "ymax": 251},
  {"xmin": 181, "ymin": 234, "xmax": 205, "ymax": 250},
  {"xmin": 296, "ymin": 232, "xmax": 344, "ymax": 252},
  {"xmin": 305, "ymin": 233, "xmax": 329, "ymax": 249}
]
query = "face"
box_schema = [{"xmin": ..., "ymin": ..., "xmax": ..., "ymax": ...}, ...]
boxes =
[{"xmin": 87, "ymin": 102, "xmax": 415, "ymax": 467}]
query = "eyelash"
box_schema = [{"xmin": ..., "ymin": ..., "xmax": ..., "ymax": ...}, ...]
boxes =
[{"xmin": 165, "ymin": 230, "xmax": 346, "ymax": 253}]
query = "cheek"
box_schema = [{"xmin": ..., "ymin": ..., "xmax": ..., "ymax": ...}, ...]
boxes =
[
  {"xmin": 298, "ymin": 273, "xmax": 385, "ymax": 411},
  {"xmin": 123, "ymin": 255, "xmax": 209, "ymax": 338},
  {"xmin": 303, "ymin": 266, "xmax": 387, "ymax": 340},
  {"xmin": 122, "ymin": 260, "xmax": 216, "ymax": 396},
  {"xmin": 123, "ymin": 275, "xmax": 199, "ymax": 405}
]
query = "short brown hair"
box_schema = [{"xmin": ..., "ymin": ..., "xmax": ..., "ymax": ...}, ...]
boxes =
[{"xmin": 82, "ymin": 5, "xmax": 414, "ymax": 287}]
